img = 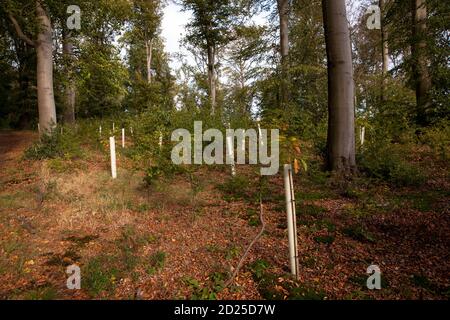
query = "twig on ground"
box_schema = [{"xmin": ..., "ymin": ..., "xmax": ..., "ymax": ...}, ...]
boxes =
[{"xmin": 224, "ymin": 183, "xmax": 266, "ymax": 289}]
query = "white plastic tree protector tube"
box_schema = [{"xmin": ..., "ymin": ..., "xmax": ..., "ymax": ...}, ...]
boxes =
[
  {"xmin": 283, "ymin": 164, "xmax": 299, "ymax": 278},
  {"xmin": 226, "ymin": 135, "xmax": 236, "ymax": 176},
  {"xmin": 110, "ymin": 136, "xmax": 117, "ymax": 179},
  {"xmin": 361, "ymin": 126, "xmax": 366, "ymax": 146}
]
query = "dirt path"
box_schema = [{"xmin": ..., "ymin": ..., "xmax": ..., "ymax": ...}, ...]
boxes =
[{"xmin": 0, "ymin": 131, "xmax": 37, "ymax": 169}]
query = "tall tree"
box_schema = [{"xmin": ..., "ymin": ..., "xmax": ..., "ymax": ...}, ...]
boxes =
[
  {"xmin": 180, "ymin": 0, "xmax": 236, "ymax": 114},
  {"xmin": 411, "ymin": 0, "xmax": 432, "ymax": 126},
  {"xmin": 54, "ymin": 0, "xmax": 84, "ymax": 124},
  {"xmin": 276, "ymin": 0, "xmax": 290, "ymax": 109},
  {"xmin": 380, "ymin": 0, "xmax": 389, "ymax": 101},
  {"xmin": 0, "ymin": 7, "xmax": 37, "ymax": 128},
  {"xmin": 76, "ymin": 0, "xmax": 131, "ymax": 117},
  {"xmin": 132, "ymin": 0, "xmax": 162, "ymax": 84},
  {"xmin": 322, "ymin": 0, "xmax": 356, "ymax": 172},
  {"xmin": 8, "ymin": 0, "xmax": 56, "ymax": 133},
  {"xmin": 223, "ymin": 25, "xmax": 268, "ymax": 116},
  {"xmin": 380, "ymin": 0, "xmax": 389, "ymax": 76}
]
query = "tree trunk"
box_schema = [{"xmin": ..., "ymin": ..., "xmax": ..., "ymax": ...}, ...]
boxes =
[
  {"xmin": 380, "ymin": 0, "xmax": 389, "ymax": 76},
  {"xmin": 277, "ymin": 0, "xmax": 290, "ymax": 108},
  {"xmin": 36, "ymin": 1, "xmax": 57, "ymax": 133},
  {"xmin": 411, "ymin": 0, "xmax": 431, "ymax": 126},
  {"xmin": 145, "ymin": 38, "xmax": 153, "ymax": 83},
  {"xmin": 63, "ymin": 31, "xmax": 75, "ymax": 124},
  {"xmin": 322, "ymin": 0, "xmax": 356, "ymax": 173},
  {"xmin": 380, "ymin": 0, "xmax": 389, "ymax": 101},
  {"xmin": 207, "ymin": 44, "xmax": 217, "ymax": 115}
]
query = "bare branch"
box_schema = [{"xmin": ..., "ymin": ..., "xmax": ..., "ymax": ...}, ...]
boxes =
[
  {"xmin": 224, "ymin": 184, "xmax": 267, "ymax": 289},
  {"xmin": 8, "ymin": 13, "xmax": 35, "ymax": 47}
]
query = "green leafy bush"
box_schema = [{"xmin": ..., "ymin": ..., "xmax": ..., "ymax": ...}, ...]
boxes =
[
  {"xmin": 143, "ymin": 166, "xmax": 163, "ymax": 186},
  {"xmin": 249, "ymin": 259, "xmax": 270, "ymax": 279},
  {"xmin": 217, "ymin": 176, "xmax": 251, "ymax": 202},
  {"xmin": 145, "ymin": 251, "xmax": 166, "ymax": 275},
  {"xmin": 24, "ymin": 129, "xmax": 82, "ymax": 160},
  {"xmin": 182, "ymin": 270, "xmax": 228, "ymax": 300},
  {"xmin": 83, "ymin": 255, "xmax": 121, "ymax": 297},
  {"xmin": 358, "ymin": 144, "xmax": 425, "ymax": 187},
  {"xmin": 342, "ymin": 225, "xmax": 376, "ymax": 243},
  {"xmin": 419, "ymin": 120, "xmax": 450, "ymax": 160}
]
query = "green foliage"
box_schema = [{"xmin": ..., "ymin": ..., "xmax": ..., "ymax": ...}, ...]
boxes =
[
  {"xmin": 23, "ymin": 286, "xmax": 58, "ymax": 300},
  {"xmin": 77, "ymin": 43, "xmax": 128, "ymax": 117},
  {"xmin": 342, "ymin": 225, "xmax": 376, "ymax": 243},
  {"xmin": 181, "ymin": 0, "xmax": 238, "ymax": 51},
  {"xmin": 314, "ymin": 219, "xmax": 336, "ymax": 233},
  {"xmin": 24, "ymin": 129, "xmax": 83, "ymax": 160},
  {"xmin": 419, "ymin": 120, "xmax": 450, "ymax": 160},
  {"xmin": 313, "ymin": 235, "xmax": 335, "ymax": 245},
  {"xmin": 83, "ymin": 255, "xmax": 121, "ymax": 297},
  {"xmin": 217, "ymin": 176, "xmax": 251, "ymax": 202},
  {"xmin": 143, "ymin": 166, "xmax": 163, "ymax": 186},
  {"xmin": 247, "ymin": 209, "xmax": 261, "ymax": 227},
  {"xmin": 184, "ymin": 273, "xmax": 225, "ymax": 300},
  {"xmin": 288, "ymin": 285, "xmax": 326, "ymax": 300},
  {"xmin": 297, "ymin": 204, "xmax": 327, "ymax": 217},
  {"xmin": 358, "ymin": 143, "xmax": 426, "ymax": 187},
  {"xmin": 145, "ymin": 251, "xmax": 166, "ymax": 275},
  {"xmin": 143, "ymin": 161, "xmax": 186, "ymax": 186},
  {"xmin": 410, "ymin": 274, "xmax": 449, "ymax": 296},
  {"xmin": 249, "ymin": 259, "xmax": 324, "ymax": 300},
  {"xmin": 225, "ymin": 245, "xmax": 240, "ymax": 260},
  {"xmin": 249, "ymin": 259, "xmax": 270, "ymax": 280}
]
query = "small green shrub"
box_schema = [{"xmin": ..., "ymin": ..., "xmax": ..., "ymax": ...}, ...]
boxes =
[
  {"xmin": 83, "ymin": 255, "xmax": 120, "ymax": 297},
  {"xmin": 342, "ymin": 225, "xmax": 376, "ymax": 243},
  {"xmin": 217, "ymin": 176, "xmax": 251, "ymax": 202},
  {"xmin": 145, "ymin": 251, "xmax": 166, "ymax": 275},
  {"xmin": 289, "ymin": 285, "xmax": 325, "ymax": 300},
  {"xmin": 184, "ymin": 277, "xmax": 218, "ymax": 300},
  {"xmin": 249, "ymin": 259, "xmax": 324, "ymax": 300},
  {"xmin": 23, "ymin": 286, "xmax": 58, "ymax": 300},
  {"xmin": 225, "ymin": 245, "xmax": 240, "ymax": 260},
  {"xmin": 313, "ymin": 235, "xmax": 335, "ymax": 244},
  {"xmin": 315, "ymin": 219, "xmax": 336, "ymax": 232},
  {"xmin": 249, "ymin": 259, "xmax": 270, "ymax": 279},
  {"xmin": 247, "ymin": 208, "xmax": 261, "ymax": 227},
  {"xmin": 24, "ymin": 130, "xmax": 82, "ymax": 160},
  {"xmin": 297, "ymin": 204, "xmax": 327, "ymax": 217},
  {"xmin": 143, "ymin": 166, "xmax": 163, "ymax": 186},
  {"xmin": 419, "ymin": 120, "xmax": 450, "ymax": 160},
  {"xmin": 143, "ymin": 160, "xmax": 186, "ymax": 186},
  {"xmin": 358, "ymin": 144, "xmax": 425, "ymax": 187}
]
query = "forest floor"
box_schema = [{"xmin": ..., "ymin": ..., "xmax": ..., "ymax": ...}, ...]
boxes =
[{"xmin": 0, "ymin": 130, "xmax": 449, "ymax": 300}]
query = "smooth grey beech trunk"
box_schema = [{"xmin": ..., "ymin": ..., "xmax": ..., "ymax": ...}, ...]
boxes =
[
  {"xmin": 380, "ymin": 0, "xmax": 389, "ymax": 76},
  {"xmin": 380, "ymin": 0, "xmax": 389, "ymax": 101},
  {"xmin": 145, "ymin": 38, "xmax": 154, "ymax": 84},
  {"xmin": 36, "ymin": 1, "xmax": 57, "ymax": 133},
  {"xmin": 277, "ymin": 0, "xmax": 290, "ymax": 108},
  {"xmin": 207, "ymin": 44, "xmax": 217, "ymax": 115},
  {"xmin": 411, "ymin": 0, "xmax": 431, "ymax": 126},
  {"xmin": 322, "ymin": 0, "xmax": 356, "ymax": 172}
]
